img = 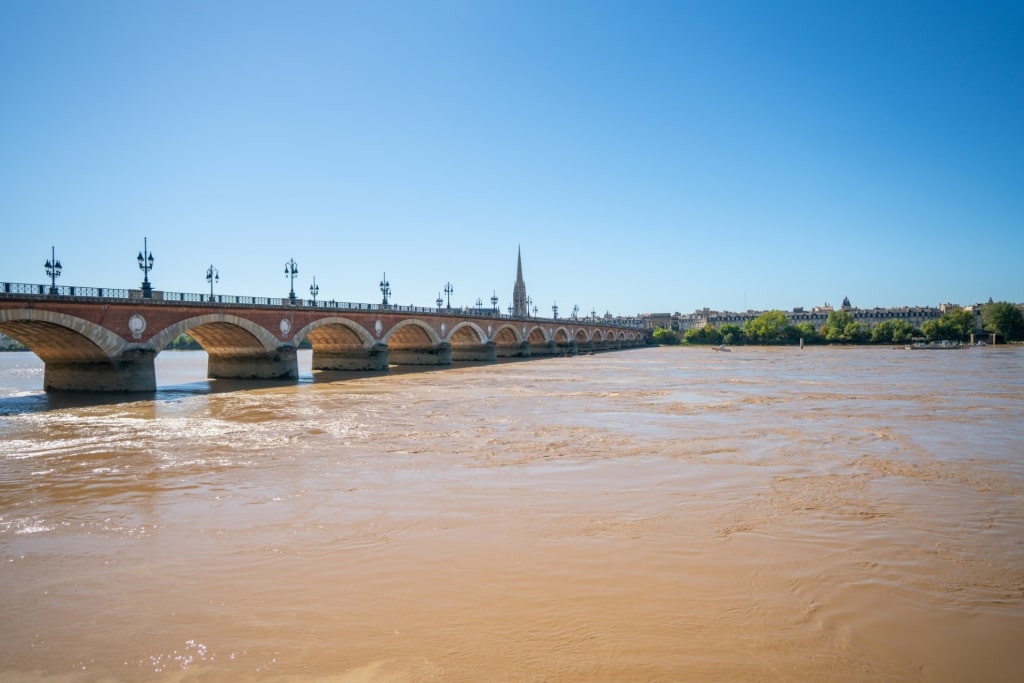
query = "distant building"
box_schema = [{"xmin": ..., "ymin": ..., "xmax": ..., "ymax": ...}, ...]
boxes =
[{"xmin": 667, "ymin": 301, "xmax": 946, "ymax": 332}]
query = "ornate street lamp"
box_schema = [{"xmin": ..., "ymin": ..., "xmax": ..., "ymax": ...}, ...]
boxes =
[
  {"xmin": 444, "ymin": 281, "xmax": 454, "ymax": 309},
  {"xmin": 552, "ymin": 301, "xmax": 559, "ymax": 319},
  {"xmin": 475, "ymin": 297, "xmax": 483, "ymax": 310},
  {"xmin": 310, "ymin": 276, "xmax": 319, "ymax": 304},
  {"xmin": 380, "ymin": 272, "xmax": 391, "ymax": 306},
  {"xmin": 591, "ymin": 308, "xmax": 597, "ymax": 320},
  {"xmin": 284, "ymin": 258, "xmax": 298, "ymax": 304},
  {"xmin": 491, "ymin": 290, "xmax": 498, "ymax": 313},
  {"xmin": 533, "ymin": 304, "xmax": 538, "ymax": 317},
  {"xmin": 205, "ymin": 264, "xmax": 219, "ymax": 298},
  {"xmin": 44, "ymin": 246, "xmax": 62, "ymax": 295},
  {"xmin": 526, "ymin": 296, "xmax": 532, "ymax": 316},
  {"xmin": 572, "ymin": 304, "xmax": 579, "ymax": 320},
  {"xmin": 508, "ymin": 305, "xmax": 513, "ymax": 316},
  {"xmin": 137, "ymin": 237, "xmax": 155, "ymax": 298}
]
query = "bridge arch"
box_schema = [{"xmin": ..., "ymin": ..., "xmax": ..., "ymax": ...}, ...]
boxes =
[
  {"xmin": 293, "ymin": 317, "xmax": 376, "ymax": 349},
  {"xmin": 384, "ymin": 318, "xmax": 449, "ymax": 365},
  {"xmin": 295, "ymin": 317, "xmax": 388, "ymax": 372},
  {"xmin": 147, "ymin": 313, "xmax": 280, "ymax": 355},
  {"xmin": 447, "ymin": 321, "xmax": 488, "ymax": 345},
  {"xmin": 489, "ymin": 323, "xmax": 529, "ymax": 358},
  {"xmin": 148, "ymin": 313, "xmax": 297, "ymax": 381},
  {"xmin": 573, "ymin": 327, "xmax": 593, "ymax": 352},
  {"xmin": 491, "ymin": 323, "xmax": 524, "ymax": 345},
  {"xmin": 385, "ymin": 318, "xmax": 442, "ymax": 347},
  {"xmin": 0, "ymin": 308, "xmax": 128, "ymax": 362},
  {"xmin": 0, "ymin": 309, "xmax": 154, "ymax": 391},
  {"xmin": 446, "ymin": 321, "xmax": 498, "ymax": 362},
  {"xmin": 525, "ymin": 325, "xmax": 550, "ymax": 344}
]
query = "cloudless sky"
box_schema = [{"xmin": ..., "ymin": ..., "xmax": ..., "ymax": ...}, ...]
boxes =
[{"xmin": 2, "ymin": 0, "xmax": 1021, "ymax": 316}]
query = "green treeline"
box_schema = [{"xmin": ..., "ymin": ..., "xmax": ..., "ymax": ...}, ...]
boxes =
[
  {"xmin": 0, "ymin": 334, "xmax": 28, "ymax": 351},
  {"xmin": 651, "ymin": 301, "xmax": 1024, "ymax": 346},
  {"xmin": 164, "ymin": 333, "xmax": 203, "ymax": 350}
]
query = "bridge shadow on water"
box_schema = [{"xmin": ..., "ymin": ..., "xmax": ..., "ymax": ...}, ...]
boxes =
[{"xmin": 0, "ymin": 356, "xmax": 543, "ymax": 416}]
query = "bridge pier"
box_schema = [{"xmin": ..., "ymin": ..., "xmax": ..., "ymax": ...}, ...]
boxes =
[
  {"xmin": 389, "ymin": 342, "xmax": 452, "ymax": 366},
  {"xmin": 556, "ymin": 341, "xmax": 578, "ymax": 356},
  {"xmin": 207, "ymin": 346, "xmax": 299, "ymax": 380},
  {"xmin": 450, "ymin": 341, "xmax": 497, "ymax": 362},
  {"xmin": 530, "ymin": 341, "xmax": 557, "ymax": 356},
  {"xmin": 313, "ymin": 343, "xmax": 389, "ymax": 371},
  {"xmin": 496, "ymin": 341, "xmax": 531, "ymax": 358},
  {"xmin": 44, "ymin": 348, "xmax": 157, "ymax": 392}
]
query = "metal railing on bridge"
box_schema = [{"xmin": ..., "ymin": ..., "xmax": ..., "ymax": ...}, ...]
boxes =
[{"xmin": 0, "ymin": 281, "xmax": 645, "ymax": 327}]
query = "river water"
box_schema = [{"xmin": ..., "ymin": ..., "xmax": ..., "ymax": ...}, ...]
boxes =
[{"xmin": 1, "ymin": 346, "xmax": 1022, "ymax": 682}]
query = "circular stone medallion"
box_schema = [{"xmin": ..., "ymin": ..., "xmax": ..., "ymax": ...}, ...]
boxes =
[
  {"xmin": 128, "ymin": 314, "xmax": 147, "ymax": 339},
  {"xmin": 279, "ymin": 318, "xmax": 291, "ymax": 336}
]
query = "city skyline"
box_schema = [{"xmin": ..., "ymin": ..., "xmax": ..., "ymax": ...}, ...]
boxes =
[{"xmin": 2, "ymin": 1, "xmax": 1021, "ymax": 315}]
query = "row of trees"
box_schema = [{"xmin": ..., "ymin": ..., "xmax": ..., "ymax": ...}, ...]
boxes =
[{"xmin": 651, "ymin": 302, "xmax": 1024, "ymax": 346}]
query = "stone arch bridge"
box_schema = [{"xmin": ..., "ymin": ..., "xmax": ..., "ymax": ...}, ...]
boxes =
[{"xmin": 0, "ymin": 293, "xmax": 646, "ymax": 392}]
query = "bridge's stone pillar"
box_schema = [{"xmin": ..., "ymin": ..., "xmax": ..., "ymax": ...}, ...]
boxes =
[
  {"xmin": 389, "ymin": 342, "xmax": 452, "ymax": 366},
  {"xmin": 496, "ymin": 342, "xmax": 531, "ymax": 358},
  {"xmin": 207, "ymin": 346, "xmax": 299, "ymax": 380},
  {"xmin": 44, "ymin": 348, "xmax": 157, "ymax": 393},
  {"xmin": 530, "ymin": 341, "xmax": 557, "ymax": 356},
  {"xmin": 450, "ymin": 341, "xmax": 497, "ymax": 362},
  {"xmin": 313, "ymin": 343, "xmax": 389, "ymax": 371},
  {"xmin": 555, "ymin": 341, "xmax": 578, "ymax": 356}
]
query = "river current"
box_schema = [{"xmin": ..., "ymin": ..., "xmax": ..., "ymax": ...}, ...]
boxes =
[{"xmin": 1, "ymin": 346, "xmax": 1022, "ymax": 681}]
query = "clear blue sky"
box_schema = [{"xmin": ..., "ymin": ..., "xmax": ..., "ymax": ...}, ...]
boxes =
[{"xmin": 2, "ymin": 0, "xmax": 1021, "ymax": 316}]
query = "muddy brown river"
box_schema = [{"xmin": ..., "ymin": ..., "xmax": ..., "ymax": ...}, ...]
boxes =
[{"xmin": 1, "ymin": 346, "xmax": 1022, "ymax": 681}]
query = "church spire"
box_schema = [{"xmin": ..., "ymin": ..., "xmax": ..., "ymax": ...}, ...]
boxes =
[{"xmin": 512, "ymin": 245, "xmax": 528, "ymax": 317}]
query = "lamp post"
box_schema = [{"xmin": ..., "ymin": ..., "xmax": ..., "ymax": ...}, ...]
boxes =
[
  {"xmin": 284, "ymin": 258, "xmax": 298, "ymax": 304},
  {"xmin": 526, "ymin": 296, "xmax": 532, "ymax": 318},
  {"xmin": 137, "ymin": 237, "xmax": 155, "ymax": 298},
  {"xmin": 591, "ymin": 308, "xmax": 597, "ymax": 321},
  {"xmin": 444, "ymin": 281, "xmax": 454, "ymax": 309},
  {"xmin": 491, "ymin": 290, "xmax": 498, "ymax": 313},
  {"xmin": 475, "ymin": 297, "xmax": 483, "ymax": 310},
  {"xmin": 44, "ymin": 246, "xmax": 62, "ymax": 295},
  {"xmin": 552, "ymin": 301, "xmax": 559, "ymax": 319},
  {"xmin": 205, "ymin": 265, "xmax": 219, "ymax": 299},
  {"xmin": 436, "ymin": 292, "xmax": 444, "ymax": 311},
  {"xmin": 533, "ymin": 304, "xmax": 538, "ymax": 317},
  {"xmin": 508, "ymin": 305, "xmax": 513, "ymax": 316},
  {"xmin": 379, "ymin": 273, "xmax": 390, "ymax": 306},
  {"xmin": 309, "ymin": 276, "xmax": 319, "ymax": 304},
  {"xmin": 572, "ymin": 304, "xmax": 579, "ymax": 320}
]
